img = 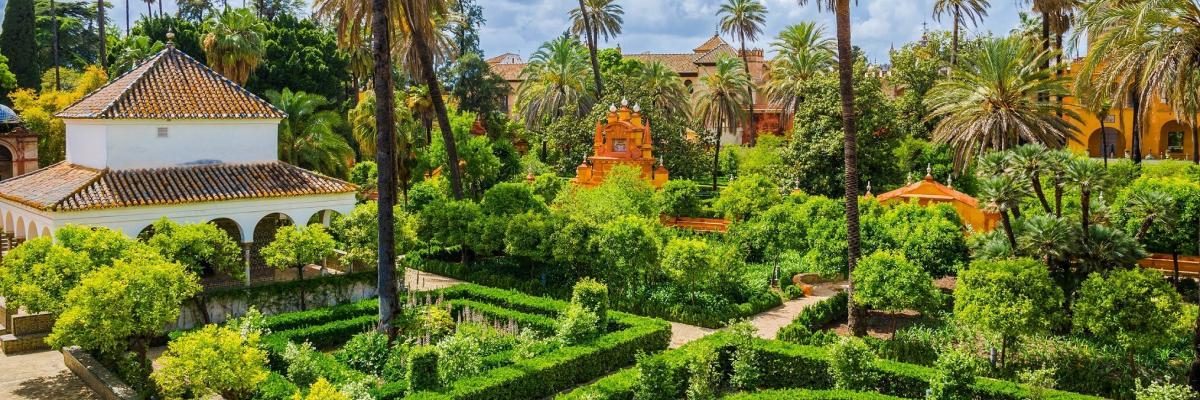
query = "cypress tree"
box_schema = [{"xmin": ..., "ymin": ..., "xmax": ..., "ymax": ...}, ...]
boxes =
[{"xmin": 0, "ymin": 0, "xmax": 41, "ymax": 89}]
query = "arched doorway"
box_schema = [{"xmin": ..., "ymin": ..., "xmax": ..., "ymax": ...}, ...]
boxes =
[
  {"xmin": 26, "ymin": 221, "xmax": 38, "ymax": 239},
  {"xmin": 208, "ymin": 218, "xmax": 242, "ymax": 243},
  {"xmin": 250, "ymin": 213, "xmax": 294, "ymax": 279},
  {"xmin": 1088, "ymin": 127, "xmax": 1125, "ymax": 158},
  {"xmin": 305, "ymin": 210, "xmax": 343, "ymax": 227},
  {"xmin": 1160, "ymin": 121, "xmax": 1192, "ymax": 159},
  {"xmin": 0, "ymin": 145, "xmax": 13, "ymax": 181}
]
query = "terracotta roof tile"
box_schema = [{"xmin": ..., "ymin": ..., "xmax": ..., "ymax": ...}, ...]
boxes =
[
  {"xmin": 624, "ymin": 53, "xmax": 699, "ymax": 74},
  {"xmin": 694, "ymin": 44, "xmax": 740, "ymax": 64},
  {"xmin": 0, "ymin": 162, "xmax": 354, "ymax": 212},
  {"xmin": 57, "ymin": 47, "xmax": 285, "ymax": 120},
  {"xmin": 693, "ymin": 35, "xmax": 729, "ymax": 53}
]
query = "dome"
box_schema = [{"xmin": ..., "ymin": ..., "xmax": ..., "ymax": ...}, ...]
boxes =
[{"xmin": 0, "ymin": 104, "xmax": 19, "ymax": 124}]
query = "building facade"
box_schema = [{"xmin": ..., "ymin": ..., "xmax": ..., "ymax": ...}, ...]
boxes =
[
  {"xmin": 489, "ymin": 35, "xmax": 790, "ymax": 145},
  {"xmin": 0, "ymin": 44, "xmax": 356, "ymax": 283},
  {"xmin": 0, "ymin": 105, "xmax": 40, "ymax": 181}
]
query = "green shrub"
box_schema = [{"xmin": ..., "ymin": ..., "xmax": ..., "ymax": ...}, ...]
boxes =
[
  {"xmin": 927, "ymin": 351, "xmax": 978, "ymax": 400},
  {"xmin": 634, "ymin": 352, "xmax": 681, "ymax": 400},
  {"xmin": 408, "ymin": 346, "xmax": 442, "ymax": 392},
  {"xmin": 334, "ymin": 331, "xmax": 390, "ymax": 376},
  {"xmin": 686, "ymin": 347, "xmax": 720, "ymax": 400},
  {"xmin": 729, "ymin": 323, "xmax": 763, "ymax": 391},
  {"xmin": 556, "ymin": 303, "xmax": 602, "ymax": 345},
  {"xmin": 1133, "ymin": 381, "xmax": 1197, "ymax": 400},
  {"xmin": 282, "ymin": 341, "xmax": 326, "ymax": 388},
  {"xmin": 783, "ymin": 285, "xmax": 806, "ymax": 300},
  {"xmin": 829, "ymin": 337, "xmax": 878, "ymax": 391},
  {"xmin": 437, "ymin": 334, "xmax": 485, "ymax": 384},
  {"xmin": 724, "ymin": 388, "xmax": 908, "ymax": 399},
  {"xmin": 571, "ymin": 278, "xmax": 609, "ymax": 323},
  {"xmin": 255, "ymin": 372, "xmax": 299, "ymax": 400},
  {"xmin": 654, "ymin": 180, "xmax": 702, "ymax": 217}
]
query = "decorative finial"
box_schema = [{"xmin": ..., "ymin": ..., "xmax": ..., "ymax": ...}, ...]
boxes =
[
  {"xmin": 621, "ymin": 97, "xmax": 628, "ymax": 107},
  {"xmin": 632, "ymin": 103, "xmax": 641, "ymax": 113},
  {"xmin": 926, "ymin": 163, "xmax": 932, "ymax": 177},
  {"xmin": 166, "ymin": 29, "xmax": 176, "ymax": 48},
  {"xmin": 865, "ymin": 181, "xmax": 872, "ymax": 195},
  {"xmin": 906, "ymin": 171, "xmax": 912, "ymax": 184},
  {"xmin": 947, "ymin": 174, "xmax": 953, "ymax": 188},
  {"xmin": 609, "ymin": 103, "xmax": 617, "ymax": 112}
]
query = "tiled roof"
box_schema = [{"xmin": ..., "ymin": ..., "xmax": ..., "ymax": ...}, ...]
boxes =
[
  {"xmin": 875, "ymin": 174, "xmax": 980, "ymax": 208},
  {"xmin": 57, "ymin": 46, "xmax": 285, "ymax": 120},
  {"xmin": 693, "ymin": 35, "xmax": 728, "ymax": 53},
  {"xmin": 0, "ymin": 162, "xmax": 354, "ymax": 212},
  {"xmin": 490, "ymin": 63, "xmax": 526, "ymax": 81},
  {"xmin": 694, "ymin": 44, "xmax": 740, "ymax": 64},
  {"xmin": 624, "ymin": 53, "xmax": 699, "ymax": 74}
]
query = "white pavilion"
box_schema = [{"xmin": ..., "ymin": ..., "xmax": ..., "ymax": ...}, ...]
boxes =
[{"xmin": 0, "ymin": 42, "xmax": 356, "ymax": 281}]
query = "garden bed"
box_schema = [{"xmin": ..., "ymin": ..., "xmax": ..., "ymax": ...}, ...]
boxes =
[
  {"xmin": 256, "ymin": 283, "xmax": 670, "ymax": 399},
  {"xmin": 556, "ymin": 331, "xmax": 1102, "ymax": 400}
]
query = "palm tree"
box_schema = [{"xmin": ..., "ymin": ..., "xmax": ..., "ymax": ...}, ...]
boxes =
[
  {"xmin": 1125, "ymin": 189, "xmax": 1175, "ymax": 242},
  {"xmin": 1066, "ymin": 157, "xmax": 1105, "ymax": 234},
  {"xmin": 349, "ymin": 90, "xmax": 418, "ymax": 203},
  {"xmin": 569, "ymin": 0, "xmax": 620, "ymax": 98},
  {"xmin": 268, "ymin": 89, "xmax": 355, "ymax": 177},
  {"xmin": 798, "ymin": 0, "xmax": 864, "ymax": 337},
  {"xmin": 1075, "ymin": 0, "xmax": 1149, "ymax": 163},
  {"xmin": 693, "ymin": 56, "xmax": 749, "ymax": 192},
  {"xmin": 201, "ymin": 8, "xmax": 266, "ymax": 85},
  {"xmin": 1011, "ymin": 144, "xmax": 1053, "ymax": 214},
  {"xmin": 979, "ymin": 174, "xmax": 1030, "ymax": 250},
  {"xmin": 514, "ymin": 37, "xmax": 595, "ymax": 130},
  {"xmin": 932, "ymin": 0, "xmax": 990, "ymax": 65},
  {"xmin": 639, "ymin": 61, "xmax": 690, "ymax": 120},
  {"xmin": 764, "ymin": 22, "xmax": 834, "ymax": 124},
  {"xmin": 144, "ymin": 0, "xmax": 155, "ymax": 19},
  {"xmin": 405, "ymin": 85, "xmax": 435, "ymax": 147},
  {"xmin": 111, "ymin": 35, "xmax": 165, "ymax": 75},
  {"xmin": 717, "ymin": 0, "xmax": 767, "ymax": 146},
  {"xmin": 367, "ymin": 0, "xmax": 401, "ymax": 340},
  {"xmin": 925, "ymin": 36, "xmax": 1079, "ymax": 168},
  {"xmin": 1018, "ymin": 214, "xmax": 1074, "ymax": 267}
]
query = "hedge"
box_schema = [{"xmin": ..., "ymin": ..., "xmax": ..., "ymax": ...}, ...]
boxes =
[
  {"xmin": 776, "ymin": 292, "xmax": 847, "ymax": 343},
  {"xmin": 723, "ymin": 389, "xmax": 907, "ymax": 399},
  {"xmin": 557, "ymin": 332, "xmax": 1102, "ymax": 400},
  {"xmin": 416, "ymin": 259, "xmax": 781, "ymax": 328}
]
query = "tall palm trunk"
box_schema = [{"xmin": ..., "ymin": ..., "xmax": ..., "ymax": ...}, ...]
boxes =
[
  {"xmin": 407, "ymin": 5, "xmax": 466, "ymax": 201},
  {"xmin": 146, "ymin": 1, "xmax": 152, "ymax": 19},
  {"xmin": 125, "ymin": 0, "xmax": 129, "ymax": 35},
  {"xmin": 52, "ymin": 0, "xmax": 61, "ymax": 90},
  {"xmin": 1031, "ymin": 171, "xmax": 1051, "ymax": 213},
  {"xmin": 713, "ymin": 119, "xmax": 723, "ymax": 192},
  {"xmin": 834, "ymin": 0, "xmax": 865, "ymax": 337},
  {"xmin": 951, "ymin": 5, "xmax": 960, "ymax": 65},
  {"xmin": 1001, "ymin": 211, "xmax": 1018, "ymax": 251},
  {"xmin": 97, "ymin": 0, "xmax": 107, "ymax": 68},
  {"xmin": 1080, "ymin": 189, "xmax": 1091, "ymax": 235},
  {"xmin": 371, "ymin": 0, "xmax": 400, "ymax": 340},
  {"xmin": 740, "ymin": 34, "xmax": 756, "ymax": 146},
  {"xmin": 1191, "ymin": 114, "xmax": 1198, "ymax": 164},
  {"xmin": 577, "ymin": 0, "xmax": 603, "ymax": 98},
  {"xmin": 158, "ymin": 0, "xmax": 162, "ymax": 18},
  {"xmin": 1100, "ymin": 113, "xmax": 1109, "ymax": 166},
  {"xmin": 1131, "ymin": 90, "xmax": 1143, "ymax": 163}
]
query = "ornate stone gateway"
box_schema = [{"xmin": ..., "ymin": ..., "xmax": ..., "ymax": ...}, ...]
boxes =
[{"xmin": 573, "ymin": 100, "xmax": 669, "ymax": 188}]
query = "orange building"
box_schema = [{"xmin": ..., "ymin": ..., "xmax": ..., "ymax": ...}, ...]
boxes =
[
  {"xmin": 488, "ymin": 35, "xmax": 790, "ymax": 144},
  {"xmin": 875, "ymin": 169, "xmax": 1000, "ymax": 233},
  {"xmin": 1063, "ymin": 61, "xmax": 1197, "ymax": 161},
  {"xmin": 573, "ymin": 100, "xmax": 669, "ymax": 188}
]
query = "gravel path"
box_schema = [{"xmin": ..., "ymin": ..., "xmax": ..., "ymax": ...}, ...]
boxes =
[{"xmin": 667, "ymin": 283, "xmax": 843, "ymax": 348}]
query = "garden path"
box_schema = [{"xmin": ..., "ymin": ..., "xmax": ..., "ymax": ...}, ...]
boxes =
[
  {"xmin": 668, "ymin": 282, "xmax": 842, "ymax": 348},
  {"xmin": 0, "ymin": 349, "xmax": 101, "ymax": 400}
]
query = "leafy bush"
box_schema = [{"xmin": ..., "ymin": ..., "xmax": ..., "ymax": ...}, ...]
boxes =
[
  {"xmin": 724, "ymin": 389, "xmax": 909, "ymax": 399},
  {"xmin": 713, "ymin": 173, "xmax": 783, "ymax": 221},
  {"xmin": 153, "ymin": 324, "xmax": 268, "ymax": 400},
  {"xmin": 334, "ymin": 331, "xmax": 391, "ymax": 376},
  {"xmin": 634, "ymin": 352, "xmax": 681, "ymax": 400},
  {"xmin": 926, "ymin": 351, "xmax": 978, "ymax": 400},
  {"xmin": 436, "ymin": 334, "xmax": 485, "ymax": 384},
  {"xmin": 852, "ymin": 250, "xmax": 939, "ymax": 314},
  {"xmin": 1133, "ymin": 381, "xmax": 1197, "ymax": 400},
  {"xmin": 783, "ymin": 285, "xmax": 806, "ymax": 300},
  {"xmin": 556, "ymin": 304, "xmax": 602, "ymax": 345},
  {"xmin": 408, "ymin": 346, "xmax": 441, "ymax": 392},
  {"xmin": 686, "ymin": 347, "xmax": 721, "ymax": 400},
  {"xmin": 654, "ymin": 180, "xmax": 702, "ymax": 217},
  {"xmin": 729, "ymin": 322, "xmax": 763, "ymax": 391},
  {"xmin": 571, "ymin": 278, "xmax": 609, "ymax": 323},
  {"xmin": 829, "ymin": 337, "xmax": 877, "ymax": 390}
]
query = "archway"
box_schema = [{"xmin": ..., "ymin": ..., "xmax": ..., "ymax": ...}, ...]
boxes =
[
  {"xmin": 250, "ymin": 213, "xmax": 294, "ymax": 279},
  {"xmin": 208, "ymin": 218, "xmax": 242, "ymax": 243},
  {"xmin": 26, "ymin": 221, "xmax": 37, "ymax": 239},
  {"xmin": 0, "ymin": 144, "xmax": 13, "ymax": 181},
  {"xmin": 1159, "ymin": 120, "xmax": 1193, "ymax": 159},
  {"xmin": 2, "ymin": 211, "xmax": 10, "ymax": 235},
  {"xmin": 1088, "ymin": 127, "xmax": 1125, "ymax": 158},
  {"xmin": 14, "ymin": 216, "xmax": 25, "ymax": 239},
  {"xmin": 305, "ymin": 210, "xmax": 343, "ymax": 227},
  {"xmin": 40, "ymin": 227, "xmax": 50, "ymax": 238}
]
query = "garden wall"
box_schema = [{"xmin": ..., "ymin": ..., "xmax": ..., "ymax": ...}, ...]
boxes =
[{"xmin": 171, "ymin": 271, "xmax": 377, "ymax": 331}]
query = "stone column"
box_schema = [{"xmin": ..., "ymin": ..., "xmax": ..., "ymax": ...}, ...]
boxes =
[{"xmin": 242, "ymin": 243, "xmax": 253, "ymax": 286}]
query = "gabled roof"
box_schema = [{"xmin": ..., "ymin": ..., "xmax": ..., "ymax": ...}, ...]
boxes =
[
  {"xmin": 694, "ymin": 44, "xmax": 740, "ymax": 64},
  {"xmin": 57, "ymin": 46, "xmax": 285, "ymax": 120},
  {"xmin": 0, "ymin": 161, "xmax": 354, "ymax": 212},
  {"xmin": 693, "ymin": 35, "xmax": 728, "ymax": 53},
  {"xmin": 876, "ymin": 173, "xmax": 980, "ymax": 208}
]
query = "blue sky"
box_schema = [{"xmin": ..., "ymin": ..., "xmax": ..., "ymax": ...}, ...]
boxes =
[{"xmin": 2, "ymin": 0, "xmax": 1041, "ymax": 63}]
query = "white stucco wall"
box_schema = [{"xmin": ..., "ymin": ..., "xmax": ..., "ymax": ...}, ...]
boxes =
[
  {"xmin": 64, "ymin": 119, "xmax": 280, "ymax": 170},
  {"xmin": 0, "ymin": 192, "xmax": 355, "ymax": 243}
]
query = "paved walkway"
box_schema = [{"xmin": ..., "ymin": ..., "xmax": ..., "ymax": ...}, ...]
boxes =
[
  {"xmin": 667, "ymin": 283, "xmax": 841, "ymax": 348},
  {"xmin": 0, "ymin": 350, "xmax": 100, "ymax": 400},
  {"xmin": 405, "ymin": 268, "xmax": 463, "ymax": 291}
]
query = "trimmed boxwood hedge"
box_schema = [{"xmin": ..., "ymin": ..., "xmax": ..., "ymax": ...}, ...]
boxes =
[
  {"xmin": 254, "ymin": 283, "xmax": 670, "ymax": 400},
  {"xmin": 557, "ymin": 332, "xmax": 1102, "ymax": 400},
  {"xmin": 776, "ymin": 292, "xmax": 847, "ymax": 343},
  {"xmin": 723, "ymin": 388, "xmax": 907, "ymax": 399}
]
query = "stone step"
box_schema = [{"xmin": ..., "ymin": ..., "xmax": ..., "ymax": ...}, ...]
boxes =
[
  {"xmin": 7, "ymin": 311, "xmax": 53, "ymax": 336},
  {"xmin": 0, "ymin": 323, "xmax": 7, "ymax": 336},
  {"xmin": 1, "ymin": 331, "xmax": 51, "ymax": 354}
]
